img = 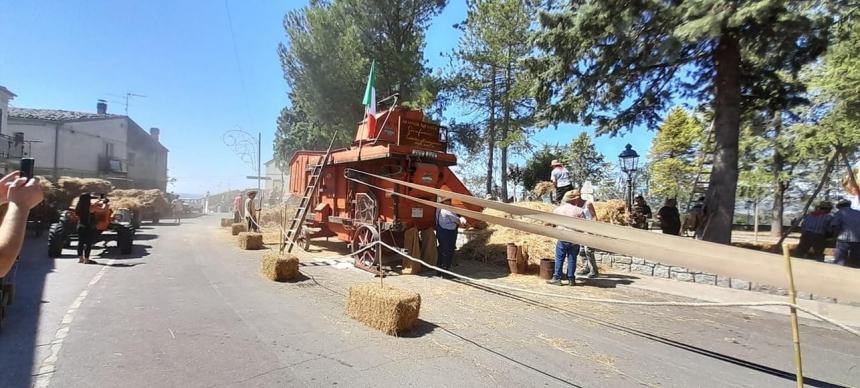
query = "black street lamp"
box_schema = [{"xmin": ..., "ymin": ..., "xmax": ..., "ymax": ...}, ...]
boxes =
[{"xmin": 618, "ymin": 144, "xmax": 639, "ymax": 209}]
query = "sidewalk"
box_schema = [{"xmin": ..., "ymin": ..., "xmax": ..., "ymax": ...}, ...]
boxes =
[{"xmin": 616, "ymin": 271, "xmax": 860, "ymax": 328}]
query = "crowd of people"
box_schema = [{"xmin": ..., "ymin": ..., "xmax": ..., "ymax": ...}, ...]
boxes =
[{"xmin": 796, "ymin": 199, "xmax": 860, "ymax": 267}]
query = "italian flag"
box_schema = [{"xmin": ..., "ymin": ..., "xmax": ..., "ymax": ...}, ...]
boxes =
[{"xmin": 362, "ymin": 60, "xmax": 377, "ymax": 137}]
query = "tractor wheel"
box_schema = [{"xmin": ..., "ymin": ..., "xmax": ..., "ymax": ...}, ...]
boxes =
[
  {"xmin": 117, "ymin": 226, "xmax": 133, "ymax": 254},
  {"xmin": 48, "ymin": 222, "xmax": 66, "ymax": 258}
]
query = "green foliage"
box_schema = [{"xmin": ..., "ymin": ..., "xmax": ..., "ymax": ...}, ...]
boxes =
[
  {"xmin": 274, "ymin": 0, "xmax": 446, "ymax": 161},
  {"xmin": 530, "ymin": 1, "xmax": 830, "ymax": 134},
  {"xmin": 521, "ymin": 145, "xmax": 564, "ymax": 194},
  {"xmin": 444, "ymin": 0, "xmax": 536, "ymax": 199},
  {"xmin": 648, "ymin": 107, "xmax": 702, "ymax": 200},
  {"xmin": 565, "ymin": 132, "xmax": 609, "ymax": 188}
]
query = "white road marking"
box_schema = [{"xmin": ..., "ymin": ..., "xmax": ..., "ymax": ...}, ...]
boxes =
[{"xmin": 33, "ymin": 263, "xmax": 111, "ymax": 388}]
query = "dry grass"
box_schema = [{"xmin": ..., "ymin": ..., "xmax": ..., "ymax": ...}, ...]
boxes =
[
  {"xmin": 261, "ymin": 252, "xmax": 299, "ymax": 281},
  {"xmin": 238, "ymin": 232, "xmax": 264, "ymax": 250},
  {"xmin": 532, "ymin": 181, "xmax": 555, "ymax": 198},
  {"xmin": 459, "ymin": 200, "xmax": 629, "ymax": 265},
  {"xmin": 346, "ymin": 283, "xmax": 421, "ymax": 336},
  {"xmin": 57, "ymin": 177, "xmax": 113, "ymax": 196},
  {"xmin": 231, "ymin": 223, "xmax": 248, "ymax": 236}
]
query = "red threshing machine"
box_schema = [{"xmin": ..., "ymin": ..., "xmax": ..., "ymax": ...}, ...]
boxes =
[{"xmin": 286, "ymin": 106, "xmax": 482, "ymax": 273}]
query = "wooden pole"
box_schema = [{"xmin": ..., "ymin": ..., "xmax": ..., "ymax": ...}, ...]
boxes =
[
  {"xmin": 777, "ymin": 151, "xmax": 838, "ymax": 246},
  {"xmin": 753, "ymin": 200, "xmax": 759, "ymax": 244},
  {"xmin": 782, "ymin": 243, "xmax": 804, "ymax": 388}
]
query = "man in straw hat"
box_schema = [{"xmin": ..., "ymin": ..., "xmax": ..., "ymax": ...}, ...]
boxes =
[
  {"xmin": 794, "ymin": 201, "xmax": 833, "ymax": 261},
  {"xmin": 436, "ymin": 197, "xmax": 467, "ymax": 277},
  {"xmin": 550, "ymin": 159, "xmax": 573, "ymax": 204},
  {"xmin": 245, "ymin": 190, "xmax": 259, "ymax": 232},
  {"xmin": 547, "ymin": 189, "xmax": 594, "ymax": 285}
]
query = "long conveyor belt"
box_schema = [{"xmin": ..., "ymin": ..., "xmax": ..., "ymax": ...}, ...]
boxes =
[{"xmin": 345, "ymin": 169, "xmax": 860, "ymax": 303}]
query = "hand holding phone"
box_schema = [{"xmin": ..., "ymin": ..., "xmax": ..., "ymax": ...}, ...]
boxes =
[{"xmin": 20, "ymin": 158, "xmax": 35, "ymax": 180}]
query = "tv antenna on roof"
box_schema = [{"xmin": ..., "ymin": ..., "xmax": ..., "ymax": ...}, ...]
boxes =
[{"xmin": 109, "ymin": 92, "xmax": 147, "ymax": 115}]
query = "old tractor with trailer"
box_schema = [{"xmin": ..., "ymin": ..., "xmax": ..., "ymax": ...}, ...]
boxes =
[
  {"xmin": 285, "ymin": 104, "xmax": 482, "ymax": 273},
  {"xmin": 47, "ymin": 195, "xmax": 135, "ymax": 257}
]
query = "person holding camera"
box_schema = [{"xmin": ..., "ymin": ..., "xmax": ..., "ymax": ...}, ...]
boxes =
[{"xmin": 0, "ymin": 171, "xmax": 45, "ymax": 277}]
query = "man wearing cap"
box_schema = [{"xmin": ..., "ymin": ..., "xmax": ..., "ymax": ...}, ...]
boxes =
[
  {"xmin": 832, "ymin": 199, "xmax": 860, "ymax": 267},
  {"xmin": 794, "ymin": 201, "xmax": 834, "ymax": 261},
  {"xmin": 245, "ymin": 191, "xmax": 259, "ymax": 232},
  {"xmin": 547, "ymin": 190, "xmax": 590, "ymax": 285},
  {"xmin": 550, "ymin": 160, "xmax": 573, "ymax": 204},
  {"xmin": 436, "ymin": 197, "xmax": 466, "ymax": 276}
]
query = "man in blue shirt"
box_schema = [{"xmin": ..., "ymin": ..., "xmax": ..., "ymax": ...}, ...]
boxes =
[
  {"xmin": 833, "ymin": 199, "xmax": 860, "ymax": 268},
  {"xmin": 436, "ymin": 197, "xmax": 466, "ymax": 277},
  {"xmin": 794, "ymin": 201, "xmax": 833, "ymax": 261}
]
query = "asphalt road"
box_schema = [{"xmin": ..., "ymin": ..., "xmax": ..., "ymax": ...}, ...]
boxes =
[{"xmin": 1, "ymin": 215, "xmax": 859, "ymax": 387}]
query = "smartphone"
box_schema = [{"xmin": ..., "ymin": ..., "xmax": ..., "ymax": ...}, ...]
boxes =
[{"xmin": 20, "ymin": 158, "xmax": 35, "ymax": 180}]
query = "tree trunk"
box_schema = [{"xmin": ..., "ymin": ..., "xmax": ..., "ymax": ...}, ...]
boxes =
[
  {"xmin": 701, "ymin": 33, "xmax": 741, "ymax": 244},
  {"xmin": 770, "ymin": 111, "xmax": 785, "ymax": 237},
  {"xmin": 500, "ymin": 49, "xmax": 513, "ymax": 203},
  {"xmin": 486, "ymin": 66, "xmax": 498, "ymax": 196}
]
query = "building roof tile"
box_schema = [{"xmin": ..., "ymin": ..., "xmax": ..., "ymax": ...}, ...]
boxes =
[{"xmin": 8, "ymin": 107, "xmax": 121, "ymax": 121}]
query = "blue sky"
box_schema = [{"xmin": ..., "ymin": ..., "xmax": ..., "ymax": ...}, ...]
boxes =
[{"xmin": 1, "ymin": 0, "xmax": 655, "ymax": 196}]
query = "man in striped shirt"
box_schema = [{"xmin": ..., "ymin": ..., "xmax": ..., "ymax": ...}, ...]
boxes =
[{"xmin": 794, "ymin": 201, "xmax": 833, "ymax": 261}]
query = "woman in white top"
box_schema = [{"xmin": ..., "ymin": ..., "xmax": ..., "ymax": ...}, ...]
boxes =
[{"xmin": 550, "ymin": 160, "xmax": 573, "ymax": 204}]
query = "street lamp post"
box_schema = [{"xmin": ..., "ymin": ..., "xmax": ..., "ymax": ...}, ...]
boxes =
[
  {"xmin": 618, "ymin": 144, "xmax": 640, "ymax": 210},
  {"xmin": 223, "ymin": 129, "xmax": 263, "ymax": 206}
]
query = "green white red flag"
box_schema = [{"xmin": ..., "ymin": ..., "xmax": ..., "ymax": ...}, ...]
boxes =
[{"xmin": 362, "ymin": 60, "xmax": 377, "ymax": 137}]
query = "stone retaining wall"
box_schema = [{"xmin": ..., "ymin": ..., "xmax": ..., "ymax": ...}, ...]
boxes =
[{"xmin": 593, "ymin": 251, "xmax": 842, "ymax": 305}]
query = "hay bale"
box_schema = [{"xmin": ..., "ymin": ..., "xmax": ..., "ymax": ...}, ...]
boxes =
[
  {"xmin": 57, "ymin": 177, "xmax": 113, "ymax": 197},
  {"xmin": 593, "ymin": 199, "xmax": 630, "ymax": 225},
  {"xmin": 346, "ymin": 283, "xmax": 421, "ymax": 336},
  {"xmin": 238, "ymin": 232, "xmax": 263, "ymax": 250},
  {"xmin": 109, "ymin": 189, "xmax": 170, "ymax": 213},
  {"xmin": 532, "ymin": 181, "xmax": 555, "ymax": 198},
  {"xmin": 261, "ymin": 252, "xmax": 299, "ymax": 281},
  {"xmin": 231, "ymin": 222, "xmax": 248, "ymax": 236},
  {"xmin": 220, "ymin": 218, "xmax": 233, "ymax": 227}
]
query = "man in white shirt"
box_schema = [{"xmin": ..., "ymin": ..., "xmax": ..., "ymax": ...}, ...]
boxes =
[
  {"xmin": 436, "ymin": 197, "xmax": 466, "ymax": 277},
  {"xmin": 550, "ymin": 160, "xmax": 573, "ymax": 204},
  {"xmin": 548, "ymin": 190, "xmax": 592, "ymax": 286},
  {"xmin": 245, "ymin": 191, "xmax": 259, "ymax": 232}
]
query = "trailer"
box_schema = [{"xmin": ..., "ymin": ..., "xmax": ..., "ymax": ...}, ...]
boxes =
[{"xmin": 286, "ymin": 106, "xmax": 482, "ymax": 272}]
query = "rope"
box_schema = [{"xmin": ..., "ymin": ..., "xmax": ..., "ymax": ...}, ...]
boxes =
[{"xmin": 323, "ymin": 239, "xmax": 860, "ymax": 337}]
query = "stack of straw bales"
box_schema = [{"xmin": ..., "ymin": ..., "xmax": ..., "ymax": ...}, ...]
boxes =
[
  {"xmin": 238, "ymin": 232, "xmax": 263, "ymax": 250},
  {"xmin": 261, "ymin": 252, "xmax": 299, "ymax": 281},
  {"xmin": 346, "ymin": 283, "xmax": 421, "ymax": 336},
  {"xmin": 109, "ymin": 189, "xmax": 170, "ymax": 213},
  {"xmin": 231, "ymin": 223, "xmax": 248, "ymax": 236}
]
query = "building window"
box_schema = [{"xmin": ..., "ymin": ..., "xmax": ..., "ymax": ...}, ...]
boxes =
[
  {"xmin": 128, "ymin": 151, "xmax": 136, "ymax": 166},
  {"xmin": 105, "ymin": 142, "xmax": 114, "ymax": 158}
]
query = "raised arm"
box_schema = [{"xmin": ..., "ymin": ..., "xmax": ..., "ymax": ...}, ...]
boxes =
[{"xmin": 0, "ymin": 175, "xmax": 44, "ymax": 276}]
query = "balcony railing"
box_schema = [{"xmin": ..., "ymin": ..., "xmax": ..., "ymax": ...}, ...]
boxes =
[{"xmin": 0, "ymin": 133, "xmax": 32, "ymax": 160}]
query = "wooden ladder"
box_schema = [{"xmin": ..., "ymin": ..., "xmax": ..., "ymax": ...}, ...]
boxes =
[
  {"xmin": 686, "ymin": 121, "xmax": 715, "ymax": 211},
  {"xmin": 282, "ymin": 135, "xmax": 337, "ymax": 253}
]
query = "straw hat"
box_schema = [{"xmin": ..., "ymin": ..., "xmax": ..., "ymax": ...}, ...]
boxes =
[
  {"xmin": 562, "ymin": 190, "xmax": 581, "ymax": 202},
  {"xmin": 550, "ymin": 159, "xmax": 562, "ymax": 167}
]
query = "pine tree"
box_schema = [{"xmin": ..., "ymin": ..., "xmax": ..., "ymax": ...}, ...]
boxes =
[
  {"xmin": 565, "ymin": 132, "xmax": 608, "ymax": 189},
  {"xmin": 274, "ymin": 0, "xmax": 446, "ymax": 160},
  {"xmin": 446, "ymin": 0, "xmax": 535, "ymax": 202},
  {"xmin": 648, "ymin": 107, "xmax": 703, "ymax": 201},
  {"xmin": 530, "ymin": 1, "xmax": 833, "ymax": 243}
]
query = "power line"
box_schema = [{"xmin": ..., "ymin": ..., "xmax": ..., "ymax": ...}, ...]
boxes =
[{"xmin": 223, "ymin": 0, "xmax": 255, "ymax": 126}]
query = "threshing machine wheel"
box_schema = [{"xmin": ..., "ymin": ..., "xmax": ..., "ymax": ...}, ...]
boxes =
[{"xmin": 351, "ymin": 224, "xmax": 381, "ymax": 272}]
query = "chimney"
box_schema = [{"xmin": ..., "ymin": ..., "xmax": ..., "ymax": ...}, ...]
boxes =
[
  {"xmin": 150, "ymin": 127, "xmax": 160, "ymax": 142},
  {"xmin": 97, "ymin": 99, "xmax": 108, "ymax": 114}
]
